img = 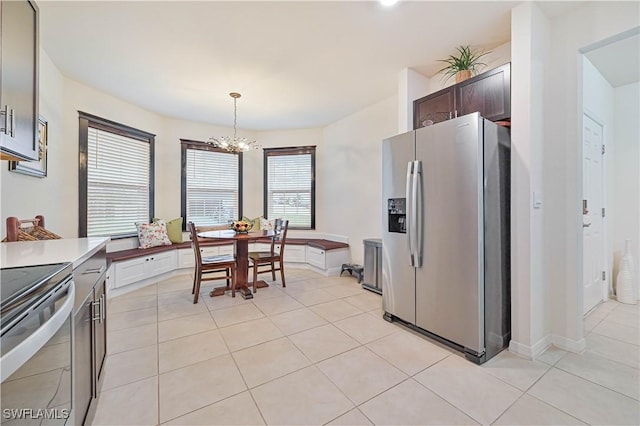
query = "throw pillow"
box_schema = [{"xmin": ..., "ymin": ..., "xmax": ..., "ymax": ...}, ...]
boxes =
[
  {"xmin": 136, "ymin": 220, "xmax": 172, "ymax": 249},
  {"xmin": 260, "ymin": 217, "xmax": 275, "ymax": 231},
  {"xmin": 153, "ymin": 217, "xmax": 183, "ymax": 243},
  {"xmin": 242, "ymin": 216, "xmax": 261, "ymax": 231}
]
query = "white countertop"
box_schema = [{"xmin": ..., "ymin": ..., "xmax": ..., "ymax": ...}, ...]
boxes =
[{"xmin": 1, "ymin": 237, "xmax": 110, "ymax": 269}]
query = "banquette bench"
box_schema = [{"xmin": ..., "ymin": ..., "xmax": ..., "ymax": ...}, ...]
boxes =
[{"xmin": 106, "ymin": 237, "xmax": 350, "ymax": 295}]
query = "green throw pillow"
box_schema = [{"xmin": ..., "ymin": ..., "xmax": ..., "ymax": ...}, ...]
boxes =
[
  {"xmin": 241, "ymin": 216, "xmax": 261, "ymax": 231},
  {"xmin": 153, "ymin": 217, "xmax": 183, "ymax": 243}
]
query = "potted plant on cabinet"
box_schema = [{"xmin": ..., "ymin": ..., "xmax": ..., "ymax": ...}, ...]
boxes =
[{"xmin": 437, "ymin": 45, "xmax": 490, "ymax": 84}]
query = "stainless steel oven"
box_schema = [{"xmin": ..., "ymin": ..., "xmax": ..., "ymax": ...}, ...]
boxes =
[{"xmin": 0, "ymin": 263, "xmax": 74, "ymax": 425}]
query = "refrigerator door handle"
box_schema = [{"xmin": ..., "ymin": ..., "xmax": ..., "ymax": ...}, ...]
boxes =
[
  {"xmin": 414, "ymin": 160, "xmax": 422, "ymax": 267},
  {"xmin": 406, "ymin": 161, "xmax": 415, "ymax": 266}
]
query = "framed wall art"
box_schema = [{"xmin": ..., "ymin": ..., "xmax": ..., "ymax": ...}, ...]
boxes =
[{"xmin": 9, "ymin": 116, "xmax": 48, "ymax": 177}]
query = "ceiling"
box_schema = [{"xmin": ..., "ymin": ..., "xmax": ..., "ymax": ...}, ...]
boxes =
[
  {"xmin": 584, "ymin": 33, "xmax": 640, "ymax": 87},
  {"xmin": 39, "ymin": 1, "xmax": 575, "ymax": 131}
]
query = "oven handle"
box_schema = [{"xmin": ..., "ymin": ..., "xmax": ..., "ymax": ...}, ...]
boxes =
[{"xmin": 0, "ymin": 280, "xmax": 75, "ymax": 382}]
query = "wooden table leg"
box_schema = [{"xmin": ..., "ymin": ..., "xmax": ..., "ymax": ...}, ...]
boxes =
[
  {"xmin": 235, "ymin": 240, "xmax": 253, "ymax": 299},
  {"xmin": 207, "ymin": 236, "xmax": 269, "ymax": 299}
]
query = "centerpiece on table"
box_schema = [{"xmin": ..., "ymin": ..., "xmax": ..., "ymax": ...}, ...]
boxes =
[{"xmin": 230, "ymin": 219, "xmax": 253, "ymax": 233}]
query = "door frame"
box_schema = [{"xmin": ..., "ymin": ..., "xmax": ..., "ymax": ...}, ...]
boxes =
[{"xmin": 582, "ymin": 108, "xmax": 610, "ymax": 309}]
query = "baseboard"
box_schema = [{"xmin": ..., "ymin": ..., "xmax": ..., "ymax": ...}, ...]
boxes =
[
  {"xmin": 508, "ymin": 334, "xmax": 552, "ymax": 359},
  {"xmin": 551, "ymin": 334, "xmax": 586, "ymax": 353}
]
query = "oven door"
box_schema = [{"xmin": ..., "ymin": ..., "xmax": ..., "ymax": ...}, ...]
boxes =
[{"xmin": 0, "ymin": 278, "xmax": 75, "ymax": 424}]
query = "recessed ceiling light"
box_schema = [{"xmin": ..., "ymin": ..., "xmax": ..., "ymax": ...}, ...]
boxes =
[{"xmin": 380, "ymin": 0, "xmax": 399, "ymax": 7}]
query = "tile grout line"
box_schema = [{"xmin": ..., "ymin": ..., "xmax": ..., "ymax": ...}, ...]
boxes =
[{"xmin": 551, "ymin": 360, "xmax": 640, "ymax": 401}]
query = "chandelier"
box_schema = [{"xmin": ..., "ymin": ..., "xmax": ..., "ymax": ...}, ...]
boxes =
[{"xmin": 208, "ymin": 92, "xmax": 260, "ymax": 154}]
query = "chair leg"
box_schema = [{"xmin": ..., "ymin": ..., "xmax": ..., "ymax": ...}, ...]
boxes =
[
  {"xmin": 280, "ymin": 261, "xmax": 286, "ymax": 288},
  {"xmin": 193, "ymin": 271, "xmax": 202, "ymax": 304},
  {"xmin": 192, "ymin": 266, "xmax": 198, "ymax": 294},
  {"xmin": 271, "ymin": 261, "xmax": 276, "ymax": 281}
]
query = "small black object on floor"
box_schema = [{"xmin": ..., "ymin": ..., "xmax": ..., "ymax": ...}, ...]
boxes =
[{"xmin": 340, "ymin": 263, "xmax": 364, "ymax": 283}]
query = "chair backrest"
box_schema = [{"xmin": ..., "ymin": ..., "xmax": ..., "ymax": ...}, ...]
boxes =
[
  {"xmin": 188, "ymin": 222, "xmax": 203, "ymax": 265},
  {"xmin": 272, "ymin": 219, "xmax": 289, "ymax": 257}
]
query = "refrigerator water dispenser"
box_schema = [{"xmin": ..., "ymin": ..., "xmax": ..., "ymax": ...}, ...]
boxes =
[{"xmin": 388, "ymin": 198, "xmax": 406, "ymax": 233}]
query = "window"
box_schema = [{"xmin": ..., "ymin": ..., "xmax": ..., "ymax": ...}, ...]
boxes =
[
  {"xmin": 181, "ymin": 140, "xmax": 242, "ymax": 228},
  {"xmin": 264, "ymin": 146, "xmax": 316, "ymax": 229},
  {"xmin": 79, "ymin": 112, "xmax": 155, "ymax": 237}
]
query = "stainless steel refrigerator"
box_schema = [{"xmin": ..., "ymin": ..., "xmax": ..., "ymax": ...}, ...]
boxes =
[{"xmin": 382, "ymin": 112, "xmax": 510, "ymax": 364}]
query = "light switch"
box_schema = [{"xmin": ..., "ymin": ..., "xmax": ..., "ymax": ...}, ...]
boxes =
[{"xmin": 533, "ymin": 191, "xmax": 543, "ymax": 209}]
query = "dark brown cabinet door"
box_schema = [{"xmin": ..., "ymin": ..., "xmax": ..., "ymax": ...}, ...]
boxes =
[
  {"xmin": 0, "ymin": 0, "xmax": 39, "ymax": 161},
  {"xmin": 455, "ymin": 63, "xmax": 510, "ymax": 122},
  {"xmin": 93, "ymin": 278, "xmax": 107, "ymax": 392},
  {"xmin": 413, "ymin": 87, "xmax": 455, "ymax": 129}
]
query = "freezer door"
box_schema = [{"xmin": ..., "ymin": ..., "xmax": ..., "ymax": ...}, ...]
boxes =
[
  {"xmin": 415, "ymin": 113, "xmax": 484, "ymax": 354},
  {"xmin": 382, "ymin": 131, "xmax": 416, "ymax": 324}
]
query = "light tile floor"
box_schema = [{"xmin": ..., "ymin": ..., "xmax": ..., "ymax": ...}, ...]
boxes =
[{"xmin": 94, "ymin": 270, "xmax": 640, "ymax": 425}]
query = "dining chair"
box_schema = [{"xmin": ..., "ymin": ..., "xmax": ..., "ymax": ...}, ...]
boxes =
[
  {"xmin": 248, "ymin": 219, "xmax": 289, "ymax": 292},
  {"xmin": 188, "ymin": 222, "xmax": 237, "ymax": 303}
]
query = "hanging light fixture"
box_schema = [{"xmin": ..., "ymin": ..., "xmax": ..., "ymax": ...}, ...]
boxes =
[{"xmin": 208, "ymin": 92, "xmax": 260, "ymax": 154}]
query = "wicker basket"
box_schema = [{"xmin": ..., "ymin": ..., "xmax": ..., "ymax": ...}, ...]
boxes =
[{"xmin": 2, "ymin": 215, "xmax": 62, "ymax": 242}]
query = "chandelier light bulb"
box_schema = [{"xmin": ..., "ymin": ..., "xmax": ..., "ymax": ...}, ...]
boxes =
[{"xmin": 208, "ymin": 92, "xmax": 261, "ymax": 154}]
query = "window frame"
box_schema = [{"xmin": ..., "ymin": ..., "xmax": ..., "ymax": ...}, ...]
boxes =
[
  {"xmin": 263, "ymin": 146, "xmax": 316, "ymax": 230},
  {"xmin": 180, "ymin": 139, "xmax": 243, "ymax": 230},
  {"xmin": 78, "ymin": 111, "xmax": 155, "ymax": 238}
]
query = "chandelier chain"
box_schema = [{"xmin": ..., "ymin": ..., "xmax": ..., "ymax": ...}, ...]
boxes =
[{"xmin": 207, "ymin": 91, "xmax": 260, "ymax": 153}]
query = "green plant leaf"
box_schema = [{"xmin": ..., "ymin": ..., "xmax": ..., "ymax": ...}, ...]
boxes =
[{"xmin": 436, "ymin": 45, "xmax": 491, "ymax": 83}]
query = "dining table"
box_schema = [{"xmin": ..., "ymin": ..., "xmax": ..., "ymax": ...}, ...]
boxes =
[{"xmin": 197, "ymin": 229, "xmax": 276, "ymax": 300}]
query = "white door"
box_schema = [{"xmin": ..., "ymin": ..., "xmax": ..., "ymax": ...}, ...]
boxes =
[{"xmin": 583, "ymin": 114, "xmax": 605, "ymax": 314}]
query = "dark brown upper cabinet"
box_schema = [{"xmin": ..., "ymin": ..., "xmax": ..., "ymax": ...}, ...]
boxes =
[
  {"xmin": 413, "ymin": 63, "xmax": 510, "ymax": 129},
  {"xmin": 0, "ymin": 0, "xmax": 39, "ymax": 161},
  {"xmin": 413, "ymin": 86, "xmax": 456, "ymax": 128}
]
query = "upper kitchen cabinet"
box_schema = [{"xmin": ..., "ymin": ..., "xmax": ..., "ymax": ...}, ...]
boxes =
[
  {"xmin": 455, "ymin": 63, "xmax": 510, "ymax": 122},
  {"xmin": 413, "ymin": 63, "xmax": 510, "ymax": 129},
  {"xmin": 413, "ymin": 86, "xmax": 456, "ymax": 128},
  {"xmin": 0, "ymin": 0, "xmax": 39, "ymax": 161}
]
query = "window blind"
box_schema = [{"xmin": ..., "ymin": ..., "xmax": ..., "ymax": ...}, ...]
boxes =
[
  {"xmin": 266, "ymin": 152, "xmax": 313, "ymax": 228},
  {"xmin": 86, "ymin": 127, "xmax": 150, "ymax": 236},
  {"xmin": 186, "ymin": 148, "xmax": 239, "ymax": 227}
]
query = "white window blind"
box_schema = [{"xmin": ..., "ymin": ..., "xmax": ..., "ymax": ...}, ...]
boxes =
[
  {"xmin": 86, "ymin": 127, "xmax": 150, "ymax": 236},
  {"xmin": 266, "ymin": 153, "xmax": 312, "ymax": 228},
  {"xmin": 186, "ymin": 149, "xmax": 239, "ymax": 227}
]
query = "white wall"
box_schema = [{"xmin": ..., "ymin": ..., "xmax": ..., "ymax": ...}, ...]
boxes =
[
  {"xmin": 540, "ymin": 1, "xmax": 639, "ymax": 352},
  {"xmin": 322, "ymin": 96, "xmax": 397, "ymax": 264},
  {"xmin": 612, "ymin": 82, "xmax": 640, "ymax": 297},
  {"xmin": 398, "ymin": 68, "xmax": 430, "ymax": 133},
  {"xmin": 1, "ymin": 50, "xmax": 397, "ymax": 267},
  {"xmin": 509, "ymin": 1, "xmax": 550, "ymax": 358}
]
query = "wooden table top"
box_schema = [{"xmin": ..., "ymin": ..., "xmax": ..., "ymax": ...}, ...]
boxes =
[{"xmin": 197, "ymin": 229, "xmax": 276, "ymax": 241}]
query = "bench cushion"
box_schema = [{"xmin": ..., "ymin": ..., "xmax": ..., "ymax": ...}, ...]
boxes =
[
  {"xmin": 107, "ymin": 240, "xmax": 230, "ymax": 262},
  {"xmin": 107, "ymin": 238, "xmax": 349, "ymax": 263}
]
